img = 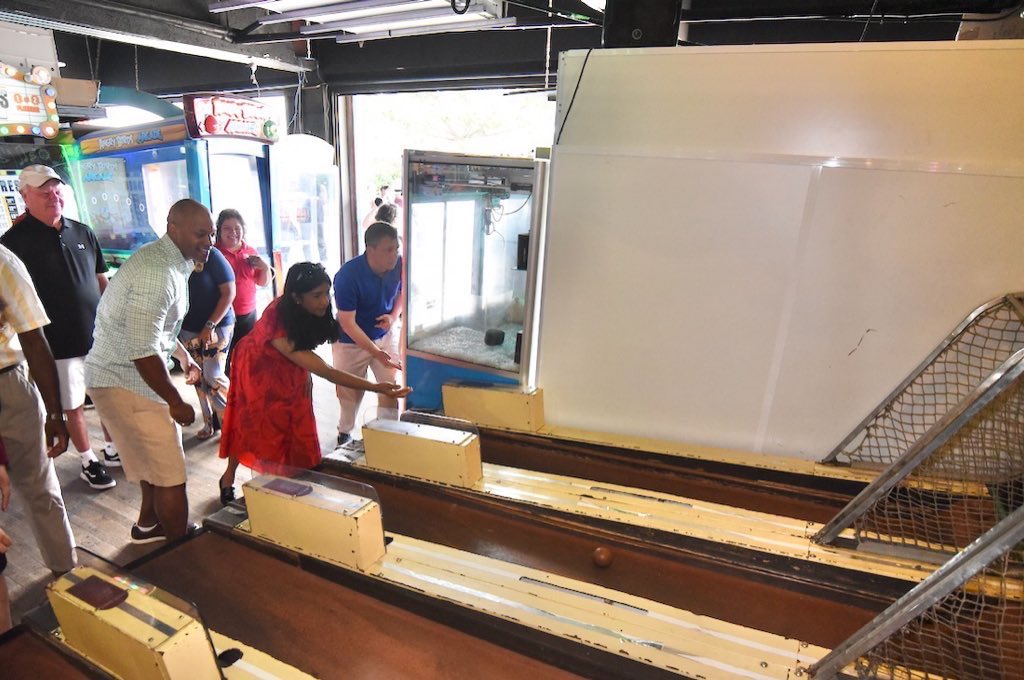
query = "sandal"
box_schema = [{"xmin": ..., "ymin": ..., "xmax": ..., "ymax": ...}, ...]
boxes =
[
  {"xmin": 196, "ymin": 423, "xmax": 218, "ymax": 441},
  {"xmin": 219, "ymin": 484, "xmax": 236, "ymax": 506}
]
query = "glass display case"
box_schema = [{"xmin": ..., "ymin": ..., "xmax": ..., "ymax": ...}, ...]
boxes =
[
  {"xmin": 404, "ymin": 150, "xmax": 544, "ymax": 410},
  {"xmin": 270, "ymin": 134, "xmax": 341, "ymax": 279}
]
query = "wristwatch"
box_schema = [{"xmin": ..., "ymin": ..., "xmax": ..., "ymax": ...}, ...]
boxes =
[{"xmin": 204, "ymin": 320, "xmax": 217, "ymax": 330}]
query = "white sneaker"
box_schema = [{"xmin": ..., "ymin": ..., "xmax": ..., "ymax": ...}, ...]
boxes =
[{"xmin": 101, "ymin": 448, "xmax": 122, "ymax": 467}]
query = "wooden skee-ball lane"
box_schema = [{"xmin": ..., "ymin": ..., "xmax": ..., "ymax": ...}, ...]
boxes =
[
  {"xmin": 7, "ymin": 472, "xmax": 841, "ymax": 680},
  {"xmin": 131, "ymin": 530, "xmax": 587, "ymax": 680},
  {"xmin": 2, "ymin": 533, "xmax": 581, "ymax": 680},
  {"xmin": 319, "ymin": 447, "xmax": 894, "ymax": 647},
  {"xmin": 437, "ymin": 385, "xmax": 881, "ymax": 524},
  {"xmin": 0, "ymin": 624, "xmax": 98, "ymax": 679},
  {"xmin": 321, "ymin": 419, "xmax": 949, "ymax": 611},
  {"xmin": 189, "ymin": 487, "xmax": 834, "ymax": 680},
  {"xmin": 474, "ymin": 425, "xmax": 866, "ymax": 523}
]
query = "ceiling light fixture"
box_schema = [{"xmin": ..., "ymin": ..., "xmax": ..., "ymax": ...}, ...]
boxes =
[
  {"xmin": 301, "ymin": 4, "xmax": 486, "ymax": 34},
  {"xmin": 254, "ymin": 0, "xmax": 431, "ymax": 26},
  {"xmin": 0, "ymin": 10, "xmax": 307, "ymax": 73},
  {"xmin": 335, "ymin": 16, "xmax": 515, "ymax": 43},
  {"xmin": 208, "ymin": 0, "xmax": 280, "ymax": 13}
]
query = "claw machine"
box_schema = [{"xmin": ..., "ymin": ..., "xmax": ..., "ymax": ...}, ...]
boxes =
[
  {"xmin": 70, "ymin": 94, "xmax": 279, "ymax": 285},
  {"xmin": 404, "ymin": 150, "xmax": 547, "ymax": 410}
]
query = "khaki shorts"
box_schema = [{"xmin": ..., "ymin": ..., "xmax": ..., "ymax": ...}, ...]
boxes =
[
  {"xmin": 56, "ymin": 356, "xmax": 87, "ymax": 410},
  {"xmin": 88, "ymin": 387, "xmax": 186, "ymax": 486}
]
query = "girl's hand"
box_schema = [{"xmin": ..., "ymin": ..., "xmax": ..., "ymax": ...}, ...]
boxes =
[
  {"xmin": 184, "ymin": 359, "xmax": 203, "ymax": 386},
  {"xmin": 375, "ymin": 382, "xmax": 412, "ymax": 398},
  {"xmin": 0, "ymin": 527, "xmax": 12, "ymax": 553}
]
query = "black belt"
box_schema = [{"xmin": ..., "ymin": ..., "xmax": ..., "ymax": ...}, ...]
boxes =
[{"xmin": 0, "ymin": 362, "xmax": 22, "ymax": 375}]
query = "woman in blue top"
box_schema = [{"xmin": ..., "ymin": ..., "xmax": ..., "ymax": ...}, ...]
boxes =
[{"xmin": 179, "ymin": 246, "xmax": 236, "ymax": 440}]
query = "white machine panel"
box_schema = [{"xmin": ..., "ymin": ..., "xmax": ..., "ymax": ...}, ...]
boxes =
[{"xmin": 540, "ymin": 41, "xmax": 1024, "ymax": 458}]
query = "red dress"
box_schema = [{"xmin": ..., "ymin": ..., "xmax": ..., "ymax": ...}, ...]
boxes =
[{"xmin": 219, "ymin": 299, "xmax": 321, "ymax": 472}]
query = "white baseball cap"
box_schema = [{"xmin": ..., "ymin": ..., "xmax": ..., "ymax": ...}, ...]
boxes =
[{"xmin": 18, "ymin": 164, "xmax": 64, "ymax": 190}]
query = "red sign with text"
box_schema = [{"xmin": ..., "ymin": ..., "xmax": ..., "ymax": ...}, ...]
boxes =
[{"xmin": 183, "ymin": 94, "xmax": 278, "ymax": 144}]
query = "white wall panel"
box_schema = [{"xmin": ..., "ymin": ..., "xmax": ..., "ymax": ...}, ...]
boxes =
[
  {"xmin": 759, "ymin": 168, "xmax": 1024, "ymax": 456},
  {"xmin": 539, "ymin": 41, "xmax": 1024, "ymax": 459},
  {"xmin": 540, "ymin": 152, "xmax": 814, "ymax": 447}
]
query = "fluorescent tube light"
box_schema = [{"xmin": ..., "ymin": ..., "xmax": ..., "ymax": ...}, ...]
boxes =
[
  {"xmin": 0, "ymin": 10, "xmax": 307, "ymax": 73},
  {"xmin": 300, "ymin": 4, "xmax": 485, "ymax": 35},
  {"xmin": 335, "ymin": 16, "xmax": 515, "ymax": 43},
  {"xmin": 209, "ymin": 0, "xmax": 280, "ymax": 13},
  {"xmin": 255, "ymin": 0, "xmax": 428, "ymax": 26}
]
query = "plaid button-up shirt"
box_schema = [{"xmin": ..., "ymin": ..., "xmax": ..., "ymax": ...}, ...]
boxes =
[
  {"xmin": 0, "ymin": 243, "xmax": 51, "ymax": 369},
  {"xmin": 85, "ymin": 234, "xmax": 192, "ymax": 403}
]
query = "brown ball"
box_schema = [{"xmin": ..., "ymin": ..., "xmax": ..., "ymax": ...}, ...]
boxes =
[{"xmin": 592, "ymin": 546, "xmax": 613, "ymax": 568}]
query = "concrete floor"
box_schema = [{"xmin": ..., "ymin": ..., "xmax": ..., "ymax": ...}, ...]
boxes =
[{"xmin": 3, "ymin": 348, "xmax": 383, "ymax": 624}]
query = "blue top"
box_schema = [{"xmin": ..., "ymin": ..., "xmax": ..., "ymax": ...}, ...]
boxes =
[
  {"xmin": 333, "ymin": 253, "xmax": 402, "ymax": 344},
  {"xmin": 182, "ymin": 246, "xmax": 236, "ymax": 333}
]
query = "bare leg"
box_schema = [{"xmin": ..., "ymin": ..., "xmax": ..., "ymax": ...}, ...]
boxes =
[
  {"xmin": 0, "ymin": 575, "xmax": 11, "ymax": 634},
  {"xmin": 221, "ymin": 457, "xmax": 240, "ymax": 488},
  {"xmin": 195, "ymin": 385, "xmax": 214, "ymax": 437},
  {"xmin": 65, "ymin": 406, "xmax": 92, "ymax": 454},
  {"xmin": 152, "ymin": 484, "xmax": 189, "ymax": 540},
  {"xmin": 138, "ymin": 481, "xmax": 158, "ymax": 527}
]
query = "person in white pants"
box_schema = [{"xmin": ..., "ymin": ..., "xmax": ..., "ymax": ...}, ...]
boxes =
[
  {"xmin": 331, "ymin": 222, "xmax": 405, "ymax": 444},
  {"xmin": 0, "ymin": 243, "xmax": 76, "ymax": 576}
]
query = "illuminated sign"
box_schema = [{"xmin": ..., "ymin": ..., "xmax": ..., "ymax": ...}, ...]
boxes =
[
  {"xmin": 183, "ymin": 94, "xmax": 278, "ymax": 144},
  {"xmin": 79, "ymin": 123, "xmax": 189, "ymax": 156},
  {"xmin": 0, "ymin": 62, "xmax": 59, "ymax": 139},
  {"xmin": 0, "ymin": 169, "xmax": 26, "ymax": 236}
]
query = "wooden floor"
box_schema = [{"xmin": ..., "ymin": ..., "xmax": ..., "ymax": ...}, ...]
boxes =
[{"xmin": 3, "ymin": 347, "xmax": 368, "ymax": 624}]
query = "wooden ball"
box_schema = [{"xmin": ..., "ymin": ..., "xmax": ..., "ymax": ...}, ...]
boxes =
[{"xmin": 592, "ymin": 546, "xmax": 613, "ymax": 568}]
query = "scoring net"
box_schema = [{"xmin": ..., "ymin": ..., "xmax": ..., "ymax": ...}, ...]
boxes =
[
  {"xmin": 808, "ymin": 503, "xmax": 1024, "ymax": 680},
  {"xmin": 824, "ymin": 294, "xmax": 1024, "ymax": 470}
]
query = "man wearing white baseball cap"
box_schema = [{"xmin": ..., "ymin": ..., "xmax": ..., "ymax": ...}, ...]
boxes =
[
  {"xmin": 1, "ymin": 164, "xmax": 119, "ymax": 491},
  {"xmin": 16, "ymin": 164, "xmax": 62, "ymax": 189}
]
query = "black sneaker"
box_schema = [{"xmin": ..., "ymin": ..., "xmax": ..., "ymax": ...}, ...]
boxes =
[
  {"xmin": 130, "ymin": 523, "xmax": 166, "ymax": 545},
  {"xmin": 337, "ymin": 432, "xmax": 351, "ymax": 446},
  {"xmin": 101, "ymin": 448, "xmax": 122, "ymax": 468},
  {"xmin": 81, "ymin": 461, "xmax": 116, "ymax": 490},
  {"xmin": 130, "ymin": 523, "xmax": 200, "ymax": 545}
]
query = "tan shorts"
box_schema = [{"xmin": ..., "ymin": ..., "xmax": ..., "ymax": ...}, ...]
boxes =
[{"xmin": 88, "ymin": 386, "xmax": 186, "ymax": 486}]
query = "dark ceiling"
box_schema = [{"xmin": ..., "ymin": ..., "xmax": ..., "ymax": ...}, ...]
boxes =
[{"xmin": 5, "ymin": 0, "xmax": 1021, "ymax": 96}]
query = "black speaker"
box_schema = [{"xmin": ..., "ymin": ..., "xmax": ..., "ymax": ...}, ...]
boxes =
[
  {"xmin": 516, "ymin": 233, "xmax": 530, "ymax": 270},
  {"xmin": 602, "ymin": 0, "xmax": 681, "ymax": 48}
]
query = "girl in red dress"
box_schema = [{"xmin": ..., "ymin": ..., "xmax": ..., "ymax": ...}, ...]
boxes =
[{"xmin": 217, "ymin": 262, "xmax": 410, "ymax": 504}]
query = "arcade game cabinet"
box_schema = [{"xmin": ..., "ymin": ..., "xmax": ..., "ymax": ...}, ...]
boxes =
[
  {"xmin": 0, "ymin": 60, "xmax": 80, "ymax": 235},
  {"xmin": 70, "ymin": 94, "xmax": 279, "ymax": 276}
]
